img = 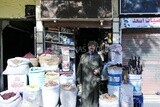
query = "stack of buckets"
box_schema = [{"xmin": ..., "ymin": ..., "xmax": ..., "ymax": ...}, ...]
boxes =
[
  {"xmin": 107, "ymin": 66, "xmax": 122, "ymax": 106},
  {"xmin": 128, "ymin": 74, "xmax": 143, "ymax": 107}
]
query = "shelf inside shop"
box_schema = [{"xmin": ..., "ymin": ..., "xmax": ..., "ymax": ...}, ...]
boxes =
[
  {"xmin": 59, "ymin": 71, "xmax": 74, "ymax": 75},
  {"xmin": 45, "ymin": 41, "xmax": 75, "ymax": 46},
  {"xmin": 46, "ymin": 30, "xmax": 74, "ymax": 35}
]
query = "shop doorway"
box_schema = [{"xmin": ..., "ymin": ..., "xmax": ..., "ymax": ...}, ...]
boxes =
[
  {"xmin": 75, "ymin": 28, "xmax": 111, "ymax": 67},
  {"xmin": 75, "ymin": 28, "xmax": 111, "ymax": 95},
  {"xmin": 2, "ymin": 21, "xmax": 35, "ymax": 90}
]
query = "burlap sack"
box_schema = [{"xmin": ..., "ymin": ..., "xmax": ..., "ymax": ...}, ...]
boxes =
[
  {"xmin": 24, "ymin": 52, "xmax": 39, "ymax": 67},
  {"xmin": 39, "ymin": 54, "xmax": 61, "ymax": 71},
  {"xmin": 29, "ymin": 58, "xmax": 39, "ymax": 67}
]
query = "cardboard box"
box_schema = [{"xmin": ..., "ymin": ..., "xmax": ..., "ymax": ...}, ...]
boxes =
[{"xmin": 7, "ymin": 75, "xmax": 28, "ymax": 92}]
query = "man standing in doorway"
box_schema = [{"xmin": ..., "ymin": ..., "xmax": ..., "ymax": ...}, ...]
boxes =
[{"xmin": 77, "ymin": 41, "xmax": 102, "ymax": 107}]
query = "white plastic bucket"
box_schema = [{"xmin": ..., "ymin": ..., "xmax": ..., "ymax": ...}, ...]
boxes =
[
  {"xmin": 128, "ymin": 74, "xmax": 142, "ymax": 95},
  {"xmin": 108, "ymin": 66, "xmax": 122, "ymax": 86},
  {"xmin": 28, "ymin": 67, "xmax": 45, "ymax": 88},
  {"xmin": 42, "ymin": 85, "xmax": 59, "ymax": 107},
  {"xmin": 108, "ymin": 84, "xmax": 120, "ymax": 100}
]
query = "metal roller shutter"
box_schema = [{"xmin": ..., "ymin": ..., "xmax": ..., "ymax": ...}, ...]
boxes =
[{"xmin": 122, "ymin": 28, "xmax": 160, "ymax": 95}]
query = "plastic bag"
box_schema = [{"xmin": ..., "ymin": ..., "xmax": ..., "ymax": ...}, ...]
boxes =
[
  {"xmin": 22, "ymin": 86, "xmax": 42, "ymax": 107},
  {"xmin": 42, "ymin": 85, "xmax": 59, "ymax": 107},
  {"xmin": 60, "ymin": 84, "xmax": 77, "ymax": 107}
]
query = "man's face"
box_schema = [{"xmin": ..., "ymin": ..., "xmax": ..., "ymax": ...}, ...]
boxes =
[{"xmin": 88, "ymin": 45, "xmax": 96, "ymax": 53}]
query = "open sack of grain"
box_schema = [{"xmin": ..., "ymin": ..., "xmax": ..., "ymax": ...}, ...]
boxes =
[
  {"xmin": 0, "ymin": 90, "xmax": 22, "ymax": 107},
  {"xmin": 45, "ymin": 71, "xmax": 59, "ymax": 84},
  {"xmin": 42, "ymin": 81, "xmax": 59, "ymax": 107},
  {"xmin": 3, "ymin": 57, "xmax": 30, "ymax": 75},
  {"xmin": 24, "ymin": 52, "xmax": 39, "ymax": 67},
  {"xmin": 22, "ymin": 86, "xmax": 42, "ymax": 107},
  {"xmin": 39, "ymin": 50, "xmax": 62, "ymax": 71}
]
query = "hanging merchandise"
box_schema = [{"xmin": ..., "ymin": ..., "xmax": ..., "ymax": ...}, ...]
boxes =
[
  {"xmin": 108, "ymin": 43, "xmax": 122, "ymax": 64},
  {"xmin": 104, "ymin": 32, "xmax": 112, "ymax": 44}
]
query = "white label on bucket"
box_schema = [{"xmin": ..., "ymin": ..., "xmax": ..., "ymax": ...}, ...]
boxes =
[
  {"xmin": 129, "ymin": 79, "xmax": 142, "ymax": 95},
  {"xmin": 108, "ymin": 73, "xmax": 121, "ymax": 83}
]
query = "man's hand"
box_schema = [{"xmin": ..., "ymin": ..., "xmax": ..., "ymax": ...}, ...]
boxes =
[
  {"xmin": 93, "ymin": 69, "xmax": 99, "ymax": 76},
  {"xmin": 77, "ymin": 84, "xmax": 82, "ymax": 96}
]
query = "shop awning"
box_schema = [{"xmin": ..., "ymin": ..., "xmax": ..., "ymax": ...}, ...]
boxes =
[{"xmin": 41, "ymin": 18, "xmax": 112, "ymax": 28}]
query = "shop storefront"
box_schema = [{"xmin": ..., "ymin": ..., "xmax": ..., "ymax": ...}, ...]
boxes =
[
  {"xmin": 120, "ymin": 17, "xmax": 160, "ymax": 95},
  {"xmin": 0, "ymin": 0, "xmax": 124, "ymax": 106},
  {"xmin": 120, "ymin": 0, "xmax": 160, "ymax": 105}
]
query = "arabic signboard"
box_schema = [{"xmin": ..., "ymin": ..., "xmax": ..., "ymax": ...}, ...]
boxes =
[
  {"xmin": 120, "ymin": 18, "xmax": 160, "ymax": 29},
  {"xmin": 120, "ymin": 0, "xmax": 160, "ymax": 14},
  {"xmin": 41, "ymin": 0, "xmax": 112, "ymax": 19}
]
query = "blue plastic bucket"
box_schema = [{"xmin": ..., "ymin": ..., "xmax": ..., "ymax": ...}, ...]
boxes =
[
  {"xmin": 133, "ymin": 94, "xmax": 143, "ymax": 107},
  {"xmin": 108, "ymin": 73, "xmax": 122, "ymax": 86},
  {"xmin": 108, "ymin": 66, "xmax": 122, "ymax": 86}
]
